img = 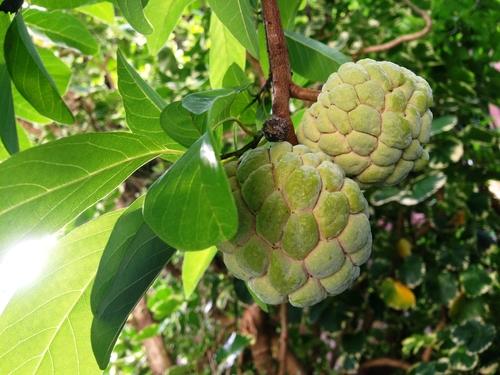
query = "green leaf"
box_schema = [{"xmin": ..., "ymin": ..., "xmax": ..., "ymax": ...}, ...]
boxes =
[
  {"xmin": 215, "ymin": 332, "xmax": 251, "ymax": 364},
  {"xmin": 427, "ymin": 272, "xmax": 458, "ymax": 304},
  {"xmin": 451, "ymin": 319, "xmax": 496, "ymax": 354},
  {"xmin": 144, "ymin": 131, "xmax": 237, "ymax": 251},
  {"xmin": 12, "ymin": 46, "xmax": 72, "ymax": 124},
  {"xmin": 399, "ymin": 173, "xmax": 447, "ymax": 206},
  {"xmin": 145, "ymin": 0, "xmax": 193, "ymax": 55},
  {"xmin": 398, "ymin": 255, "xmax": 426, "ymax": 288},
  {"xmin": 182, "ymin": 246, "xmax": 217, "ymax": 298},
  {"xmin": 0, "ymin": 123, "xmax": 31, "ymax": 162},
  {"xmin": 431, "ymin": 115, "xmax": 458, "ymax": 136},
  {"xmin": 161, "ymin": 101, "xmax": 205, "ymax": 148},
  {"xmin": 4, "ymin": 14, "xmax": 74, "ymax": 124},
  {"xmin": 91, "ymin": 197, "xmax": 175, "ymax": 369},
  {"xmin": 371, "ymin": 173, "xmax": 447, "ymax": 207},
  {"xmin": 31, "ymin": 0, "xmax": 101, "ymax": 9},
  {"xmin": 117, "ymin": 0, "xmax": 153, "ymax": 35},
  {"xmin": 460, "ymin": 265, "xmax": 491, "ymax": 297},
  {"xmin": 277, "ymin": 0, "xmax": 301, "ymax": 28},
  {"xmin": 12, "ymin": 47, "xmax": 72, "ymax": 124},
  {"xmin": 23, "ymin": 8, "xmax": 99, "ymax": 55},
  {"xmin": 117, "ymin": 49, "xmax": 183, "ymax": 151},
  {"xmin": 208, "ymin": 12, "xmax": 246, "ymax": 89},
  {"xmin": 182, "ymin": 88, "xmax": 243, "ymax": 130},
  {"xmin": 207, "ymin": 0, "xmax": 259, "ymax": 58},
  {"xmin": 449, "ymin": 347, "xmax": 478, "ymax": 371},
  {"xmin": 0, "ymin": 13, "xmax": 9, "ymax": 64},
  {"xmin": 77, "ymin": 2, "xmax": 115, "ymax": 24},
  {"xmin": 0, "ymin": 132, "xmax": 180, "ymax": 254},
  {"xmin": 285, "ymin": 30, "xmax": 351, "ymax": 82},
  {"xmin": 0, "ymin": 65, "xmax": 18, "ymax": 155},
  {"xmin": 0, "ymin": 211, "xmax": 122, "ymax": 375}
]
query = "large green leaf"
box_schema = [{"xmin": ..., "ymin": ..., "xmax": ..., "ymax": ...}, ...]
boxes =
[
  {"xmin": 161, "ymin": 101, "xmax": 204, "ymax": 148},
  {"xmin": 31, "ymin": 0, "xmax": 101, "ymax": 9},
  {"xmin": 0, "ymin": 132, "xmax": 181, "ymax": 254},
  {"xmin": 144, "ymin": 131, "xmax": 237, "ymax": 250},
  {"xmin": 0, "ymin": 65, "xmax": 18, "ymax": 155},
  {"xmin": 4, "ymin": 14, "xmax": 74, "ymax": 124},
  {"xmin": 182, "ymin": 246, "xmax": 217, "ymax": 298},
  {"xmin": 13, "ymin": 47, "xmax": 72, "ymax": 124},
  {"xmin": 91, "ymin": 197, "xmax": 175, "ymax": 369},
  {"xmin": 23, "ymin": 8, "xmax": 99, "ymax": 55},
  {"xmin": 208, "ymin": 11, "xmax": 246, "ymax": 89},
  {"xmin": 0, "ymin": 211, "xmax": 122, "ymax": 375},
  {"xmin": 117, "ymin": 49, "xmax": 182, "ymax": 150},
  {"xmin": 285, "ymin": 30, "xmax": 351, "ymax": 82},
  {"xmin": 77, "ymin": 2, "xmax": 115, "ymax": 24},
  {"xmin": 207, "ymin": 0, "xmax": 259, "ymax": 58},
  {"xmin": 116, "ymin": 0, "xmax": 153, "ymax": 35},
  {"xmin": 144, "ymin": 0, "xmax": 193, "ymax": 55}
]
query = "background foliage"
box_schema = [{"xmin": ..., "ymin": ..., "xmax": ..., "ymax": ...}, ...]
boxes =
[{"xmin": 0, "ymin": 0, "xmax": 498, "ymax": 374}]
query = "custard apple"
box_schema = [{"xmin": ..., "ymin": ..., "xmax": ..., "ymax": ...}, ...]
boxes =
[
  {"xmin": 297, "ymin": 59, "xmax": 433, "ymax": 187},
  {"xmin": 220, "ymin": 142, "xmax": 372, "ymax": 307}
]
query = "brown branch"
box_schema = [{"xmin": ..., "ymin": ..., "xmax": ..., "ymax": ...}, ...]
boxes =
[
  {"xmin": 278, "ymin": 303, "xmax": 288, "ymax": 375},
  {"xmin": 261, "ymin": 0, "xmax": 298, "ymax": 145},
  {"xmin": 357, "ymin": 0, "xmax": 432, "ymax": 56},
  {"xmin": 132, "ymin": 297, "xmax": 173, "ymax": 375},
  {"xmin": 359, "ymin": 358, "xmax": 411, "ymax": 372},
  {"xmin": 240, "ymin": 304, "xmax": 276, "ymax": 374},
  {"xmin": 290, "ymin": 83, "xmax": 320, "ymax": 102}
]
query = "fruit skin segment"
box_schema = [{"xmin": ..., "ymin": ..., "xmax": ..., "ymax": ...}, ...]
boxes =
[
  {"xmin": 297, "ymin": 59, "xmax": 433, "ymax": 187},
  {"xmin": 220, "ymin": 142, "xmax": 372, "ymax": 308}
]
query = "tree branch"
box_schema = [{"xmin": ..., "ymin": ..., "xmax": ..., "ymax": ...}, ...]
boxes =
[
  {"xmin": 132, "ymin": 297, "xmax": 173, "ymax": 375},
  {"xmin": 359, "ymin": 358, "xmax": 411, "ymax": 372},
  {"xmin": 290, "ymin": 83, "xmax": 320, "ymax": 102},
  {"xmin": 261, "ymin": 0, "xmax": 298, "ymax": 145},
  {"xmin": 357, "ymin": 0, "xmax": 432, "ymax": 56}
]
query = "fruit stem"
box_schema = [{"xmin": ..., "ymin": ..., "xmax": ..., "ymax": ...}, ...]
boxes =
[
  {"xmin": 261, "ymin": 0, "xmax": 298, "ymax": 145},
  {"xmin": 278, "ymin": 303, "xmax": 288, "ymax": 375}
]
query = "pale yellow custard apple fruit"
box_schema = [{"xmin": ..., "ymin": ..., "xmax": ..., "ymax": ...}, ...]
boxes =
[
  {"xmin": 220, "ymin": 142, "xmax": 372, "ymax": 308},
  {"xmin": 297, "ymin": 59, "xmax": 433, "ymax": 187}
]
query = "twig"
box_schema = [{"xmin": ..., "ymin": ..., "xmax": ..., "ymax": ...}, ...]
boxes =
[
  {"xmin": 131, "ymin": 297, "xmax": 173, "ymax": 375},
  {"xmin": 356, "ymin": 0, "xmax": 432, "ymax": 56},
  {"xmin": 278, "ymin": 303, "xmax": 288, "ymax": 375},
  {"xmin": 421, "ymin": 306, "xmax": 447, "ymax": 362},
  {"xmin": 359, "ymin": 357, "xmax": 411, "ymax": 372},
  {"xmin": 221, "ymin": 132, "xmax": 264, "ymax": 160},
  {"xmin": 290, "ymin": 83, "xmax": 320, "ymax": 102},
  {"xmin": 261, "ymin": 0, "xmax": 298, "ymax": 145}
]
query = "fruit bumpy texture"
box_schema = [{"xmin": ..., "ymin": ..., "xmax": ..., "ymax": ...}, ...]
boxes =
[
  {"xmin": 297, "ymin": 59, "xmax": 433, "ymax": 187},
  {"xmin": 220, "ymin": 142, "xmax": 372, "ymax": 307}
]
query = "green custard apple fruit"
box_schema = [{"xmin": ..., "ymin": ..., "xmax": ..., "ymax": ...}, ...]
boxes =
[
  {"xmin": 297, "ymin": 59, "xmax": 433, "ymax": 187},
  {"xmin": 220, "ymin": 142, "xmax": 372, "ymax": 308}
]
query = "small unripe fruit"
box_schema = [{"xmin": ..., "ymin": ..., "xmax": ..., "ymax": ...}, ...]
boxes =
[
  {"xmin": 220, "ymin": 142, "xmax": 372, "ymax": 307},
  {"xmin": 297, "ymin": 59, "xmax": 433, "ymax": 187}
]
